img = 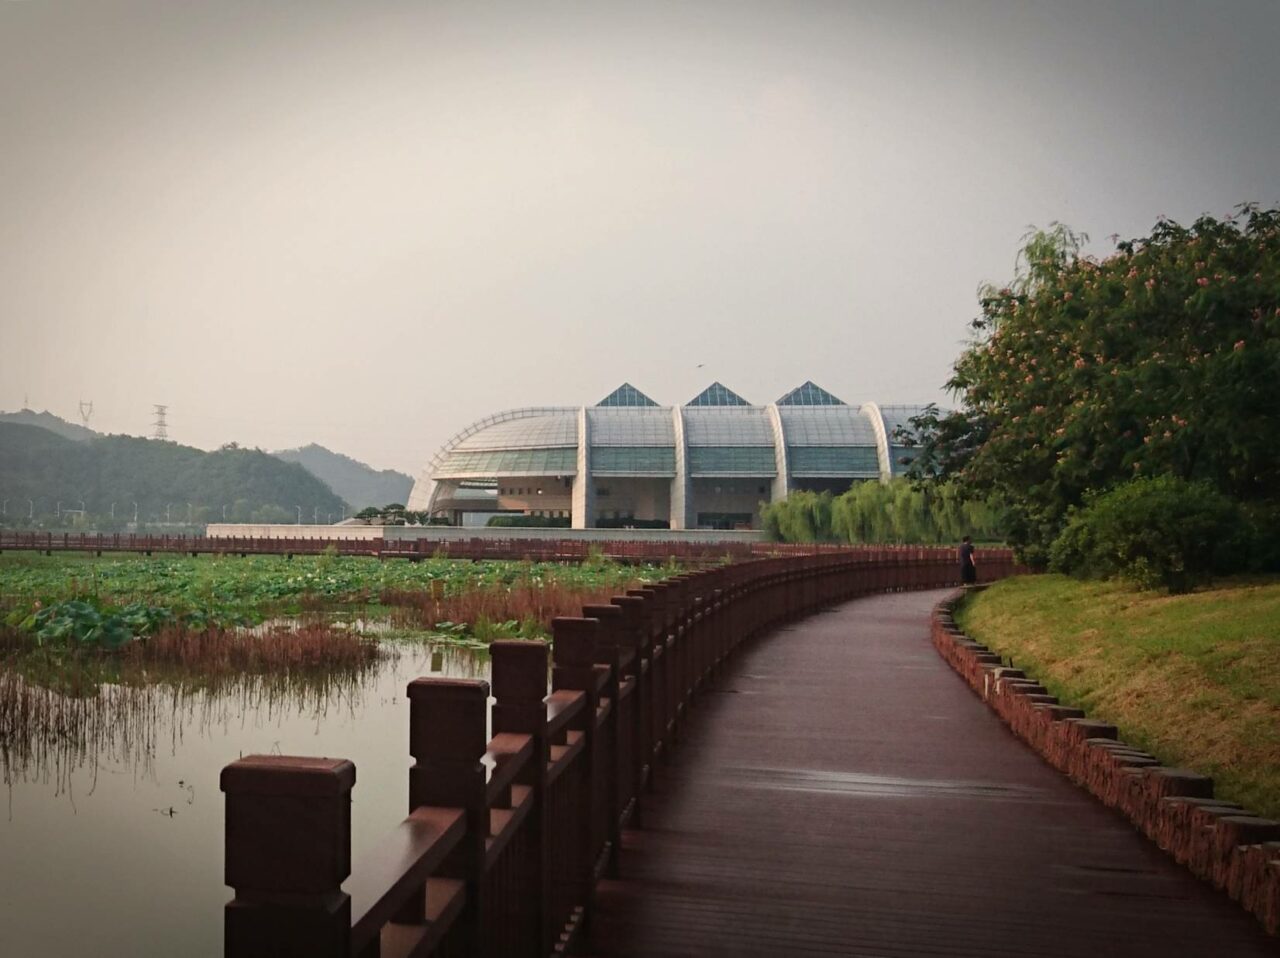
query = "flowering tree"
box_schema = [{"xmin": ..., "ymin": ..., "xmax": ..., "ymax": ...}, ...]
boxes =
[{"xmin": 909, "ymin": 206, "xmax": 1280, "ymax": 564}]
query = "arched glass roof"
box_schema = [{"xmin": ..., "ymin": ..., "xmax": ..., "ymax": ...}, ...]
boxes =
[
  {"xmin": 875, "ymin": 404, "xmax": 931, "ymax": 443},
  {"xmin": 682, "ymin": 407, "xmax": 774, "ymax": 446},
  {"xmin": 454, "ymin": 411, "xmax": 578, "ymax": 451},
  {"xmin": 779, "ymin": 406, "xmax": 877, "ymax": 446},
  {"xmin": 587, "ymin": 407, "xmax": 674, "ymax": 446}
]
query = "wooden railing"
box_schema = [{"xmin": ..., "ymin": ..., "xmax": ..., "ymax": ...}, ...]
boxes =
[
  {"xmin": 219, "ymin": 549, "xmax": 1020, "ymax": 957},
  {"xmin": 0, "ymin": 530, "xmax": 996, "ymax": 565}
]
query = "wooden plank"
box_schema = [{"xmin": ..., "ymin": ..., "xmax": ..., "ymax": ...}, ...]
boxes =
[
  {"xmin": 482, "ymin": 732, "xmax": 534, "ymax": 806},
  {"xmin": 587, "ymin": 589, "xmax": 1278, "ymax": 957},
  {"xmin": 485, "ymin": 784, "xmax": 534, "ymax": 869},
  {"xmin": 545, "ymin": 689, "xmax": 586, "ymax": 739},
  {"xmin": 348, "ymin": 806, "xmax": 465, "ymax": 953}
]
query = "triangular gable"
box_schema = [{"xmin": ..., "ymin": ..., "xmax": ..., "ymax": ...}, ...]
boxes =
[
  {"xmin": 776, "ymin": 381, "xmax": 846, "ymax": 406},
  {"xmin": 597, "ymin": 383, "xmax": 658, "ymax": 407},
  {"xmin": 686, "ymin": 382, "xmax": 750, "ymax": 407}
]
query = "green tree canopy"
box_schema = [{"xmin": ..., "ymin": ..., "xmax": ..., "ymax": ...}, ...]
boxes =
[{"xmin": 907, "ymin": 206, "xmax": 1280, "ymax": 563}]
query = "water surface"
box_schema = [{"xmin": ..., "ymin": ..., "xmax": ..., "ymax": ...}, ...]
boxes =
[{"xmin": 0, "ymin": 642, "xmax": 487, "ymax": 957}]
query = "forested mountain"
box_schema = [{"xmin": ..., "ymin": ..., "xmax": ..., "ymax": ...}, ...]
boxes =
[
  {"xmin": 0, "ymin": 423, "xmax": 346, "ymax": 525},
  {"xmin": 0, "ymin": 409, "xmax": 99, "ymax": 441},
  {"xmin": 273, "ymin": 443, "xmax": 412, "ymax": 510}
]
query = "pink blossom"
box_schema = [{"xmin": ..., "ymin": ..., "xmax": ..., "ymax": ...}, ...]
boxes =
[
  {"xmin": 1234, "ymin": 340, "xmax": 1246, "ymax": 351},
  {"xmin": 1196, "ymin": 277, "xmax": 1210, "ymax": 287}
]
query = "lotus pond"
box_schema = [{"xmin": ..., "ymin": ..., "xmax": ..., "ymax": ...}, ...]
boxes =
[{"xmin": 0, "ymin": 552, "xmax": 681, "ymax": 957}]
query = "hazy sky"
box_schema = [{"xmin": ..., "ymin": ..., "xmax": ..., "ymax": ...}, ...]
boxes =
[{"xmin": 3, "ymin": 1, "xmax": 1278, "ymax": 473}]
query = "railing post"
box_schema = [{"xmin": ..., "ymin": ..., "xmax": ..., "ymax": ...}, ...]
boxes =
[
  {"xmin": 549, "ymin": 618, "xmax": 610, "ymax": 915},
  {"xmin": 220, "ymin": 756, "xmax": 355, "ymax": 958},
  {"xmin": 630, "ymin": 585, "xmax": 670, "ymax": 759},
  {"xmin": 490, "ymin": 640, "xmax": 551, "ymax": 955},
  {"xmin": 583, "ymin": 602, "xmax": 640, "ymax": 829},
  {"xmin": 407, "ymin": 678, "xmax": 489, "ymax": 956},
  {"xmin": 610, "ymin": 594, "xmax": 652, "ymax": 791}
]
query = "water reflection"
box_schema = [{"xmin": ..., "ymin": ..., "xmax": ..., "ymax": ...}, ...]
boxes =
[{"xmin": 0, "ymin": 638, "xmax": 489, "ymax": 958}]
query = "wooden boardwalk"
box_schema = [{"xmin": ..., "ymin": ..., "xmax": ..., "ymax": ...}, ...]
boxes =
[{"xmin": 585, "ymin": 588, "xmax": 1276, "ymax": 957}]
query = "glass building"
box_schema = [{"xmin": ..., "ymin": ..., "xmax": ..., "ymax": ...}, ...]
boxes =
[{"xmin": 409, "ymin": 383, "xmax": 931, "ymax": 529}]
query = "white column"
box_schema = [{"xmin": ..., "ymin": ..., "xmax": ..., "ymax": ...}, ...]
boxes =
[
  {"xmin": 766, "ymin": 403, "xmax": 790, "ymax": 503},
  {"xmin": 570, "ymin": 407, "xmax": 593, "ymax": 528},
  {"xmin": 670, "ymin": 405, "xmax": 691, "ymax": 529},
  {"xmin": 861, "ymin": 402, "xmax": 893, "ymax": 484}
]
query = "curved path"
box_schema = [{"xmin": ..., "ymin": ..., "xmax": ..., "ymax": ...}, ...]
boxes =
[{"xmin": 585, "ymin": 588, "xmax": 1275, "ymax": 957}]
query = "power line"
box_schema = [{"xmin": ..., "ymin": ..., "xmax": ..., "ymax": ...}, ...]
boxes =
[{"xmin": 152, "ymin": 404, "xmax": 169, "ymax": 441}]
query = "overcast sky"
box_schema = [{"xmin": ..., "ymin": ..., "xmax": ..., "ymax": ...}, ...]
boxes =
[{"xmin": 2, "ymin": 1, "xmax": 1277, "ymax": 474}]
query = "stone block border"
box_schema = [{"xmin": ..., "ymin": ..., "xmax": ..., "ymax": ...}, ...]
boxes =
[{"xmin": 932, "ymin": 589, "xmax": 1280, "ymax": 936}]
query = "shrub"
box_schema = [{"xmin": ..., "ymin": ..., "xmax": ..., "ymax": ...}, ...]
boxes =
[
  {"xmin": 486, "ymin": 515, "xmax": 571, "ymax": 528},
  {"xmin": 760, "ymin": 491, "xmax": 833, "ymax": 542},
  {"xmin": 1049, "ymin": 476, "xmax": 1245, "ymax": 592},
  {"xmin": 1239, "ymin": 501, "xmax": 1280, "ymax": 574}
]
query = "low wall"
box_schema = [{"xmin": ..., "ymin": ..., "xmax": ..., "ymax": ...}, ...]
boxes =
[{"xmin": 931, "ymin": 591, "xmax": 1280, "ymax": 936}]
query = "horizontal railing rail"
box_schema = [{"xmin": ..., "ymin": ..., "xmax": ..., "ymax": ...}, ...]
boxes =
[
  {"xmin": 1, "ymin": 529, "xmax": 1009, "ymax": 566},
  {"xmin": 220, "ymin": 548, "xmax": 1022, "ymax": 957}
]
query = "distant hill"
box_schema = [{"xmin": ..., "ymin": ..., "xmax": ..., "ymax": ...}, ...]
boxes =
[
  {"xmin": 0, "ymin": 408, "xmax": 100, "ymax": 441},
  {"xmin": 0, "ymin": 423, "xmax": 347, "ymax": 524},
  {"xmin": 273, "ymin": 443, "xmax": 413, "ymax": 510}
]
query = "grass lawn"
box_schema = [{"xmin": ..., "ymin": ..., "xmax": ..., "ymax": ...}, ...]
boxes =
[{"xmin": 956, "ymin": 574, "xmax": 1280, "ymax": 820}]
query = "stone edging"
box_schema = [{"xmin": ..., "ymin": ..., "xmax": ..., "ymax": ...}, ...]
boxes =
[{"xmin": 932, "ymin": 589, "xmax": 1280, "ymax": 936}]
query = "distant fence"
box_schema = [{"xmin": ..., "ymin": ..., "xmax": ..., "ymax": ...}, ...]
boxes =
[
  {"xmin": 221, "ymin": 548, "xmax": 1020, "ymax": 957},
  {"xmin": 0, "ymin": 531, "xmax": 991, "ymax": 566}
]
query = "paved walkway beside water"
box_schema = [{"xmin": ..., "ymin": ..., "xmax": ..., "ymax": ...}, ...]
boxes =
[{"xmin": 585, "ymin": 589, "xmax": 1276, "ymax": 957}]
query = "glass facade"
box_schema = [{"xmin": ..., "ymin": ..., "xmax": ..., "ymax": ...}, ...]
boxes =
[
  {"xmin": 590, "ymin": 446, "xmax": 677, "ymax": 475},
  {"xmin": 688, "ymin": 446, "xmax": 777, "ymax": 476},
  {"xmin": 416, "ymin": 388, "xmax": 947, "ymax": 519},
  {"xmin": 437, "ymin": 447, "xmax": 578, "ymax": 476},
  {"xmin": 788, "ymin": 445, "xmax": 879, "ymax": 476},
  {"xmin": 888, "ymin": 445, "xmax": 917, "ymax": 476}
]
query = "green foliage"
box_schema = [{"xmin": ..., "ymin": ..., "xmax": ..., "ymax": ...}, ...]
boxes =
[
  {"xmin": 5, "ymin": 598, "xmax": 255, "ymax": 650},
  {"xmin": 272, "ymin": 444, "xmax": 412, "ymax": 511},
  {"xmin": 908, "ymin": 206, "xmax": 1280, "ymax": 563},
  {"xmin": 593, "ymin": 517, "xmax": 670, "ymax": 529},
  {"xmin": 761, "ymin": 480, "xmax": 1006, "ymax": 544},
  {"xmin": 0, "ymin": 423, "xmax": 348, "ymax": 526},
  {"xmin": 0, "ymin": 553, "xmax": 673, "ymax": 617},
  {"xmin": 956, "ymin": 575, "xmax": 1280, "ymax": 818},
  {"xmin": 487, "ymin": 515, "xmax": 572, "ymax": 528},
  {"xmin": 1049, "ymin": 476, "xmax": 1244, "ymax": 593},
  {"xmin": 761, "ymin": 490, "xmax": 833, "ymax": 542}
]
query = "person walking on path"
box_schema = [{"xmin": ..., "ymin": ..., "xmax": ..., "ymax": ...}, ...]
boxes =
[{"xmin": 959, "ymin": 535, "xmax": 978, "ymax": 585}]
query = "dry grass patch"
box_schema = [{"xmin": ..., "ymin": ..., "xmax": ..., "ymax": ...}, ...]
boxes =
[{"xmin": 956, "ymin": 575, "xmax": 1280, "ymax": 819}]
